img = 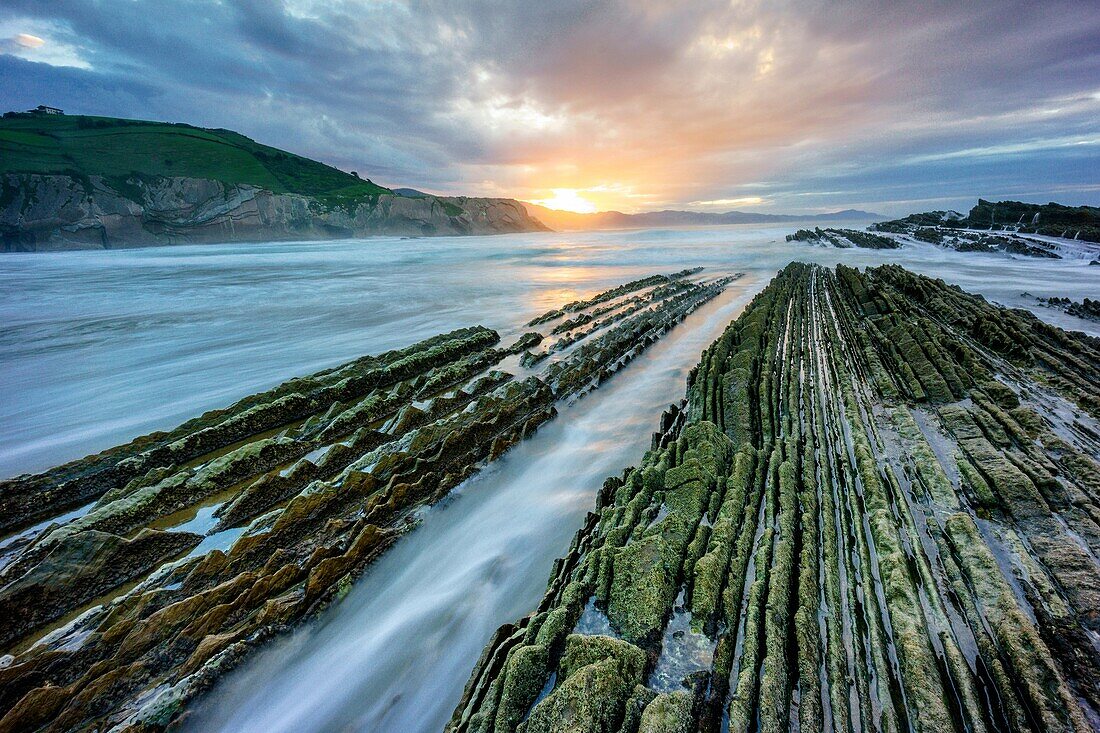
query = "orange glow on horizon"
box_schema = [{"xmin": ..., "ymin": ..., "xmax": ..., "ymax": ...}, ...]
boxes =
[{"xmin": 527, "ymin": 189, "xmax": 598, "ymax": 214}]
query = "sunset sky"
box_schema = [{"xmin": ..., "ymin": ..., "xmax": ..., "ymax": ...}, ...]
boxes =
[{"xmin": 2, "ymin": 1, "xmax": 1098, "ymax": 215}]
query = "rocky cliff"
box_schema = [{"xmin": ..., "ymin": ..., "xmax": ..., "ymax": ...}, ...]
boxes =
[
  {"xmin": 0, "ymin": 173, "xmax": 549, "ymax": 251},
  {"xmin": 872, "ymin": 198, "xmax": 1100, "ymax": 245}
]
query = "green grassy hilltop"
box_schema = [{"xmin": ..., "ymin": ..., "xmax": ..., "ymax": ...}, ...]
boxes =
[
  {"xmin": 0, "ymin": 112, "xmax": 548, "ymax": 249},
  {"xmin": 0, "ymin": 114, "xmax": 391, "ymax": 207}
]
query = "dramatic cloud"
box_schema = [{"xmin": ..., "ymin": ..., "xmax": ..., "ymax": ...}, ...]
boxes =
[
  {"xmin": 1, "ymin": 0, "xmax": 1098, "ymax": 214},
  {"xmin": 14, "ymin": 33, "xmax": 43, "ymax": 48}
]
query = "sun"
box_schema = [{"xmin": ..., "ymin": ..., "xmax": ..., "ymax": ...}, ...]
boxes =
[{"xmin": 528, "ymin": 189, "xmax": 598, "ymax": 214}]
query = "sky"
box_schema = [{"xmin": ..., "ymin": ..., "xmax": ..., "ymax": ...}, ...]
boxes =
[{"xmin": 1, "ymin": 1, "xmax": 1099, "ymax": 216}]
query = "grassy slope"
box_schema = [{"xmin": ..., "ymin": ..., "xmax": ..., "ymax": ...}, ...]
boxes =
[{"xmin": 0, "ymin": 115, "xmax": 391, "ymax": 207}]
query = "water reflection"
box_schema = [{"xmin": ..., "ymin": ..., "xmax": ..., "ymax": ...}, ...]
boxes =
[
  {"xmin": 1, "ymin": 224, "xmax": 1097, "ymax": 731},
  {"xmin": 3, "ymin": 224, "xmax": 1095, "ymax": 480},
  {"xmin": 186, "ymin": 284, "xmax": 755, "ymax": 733}
]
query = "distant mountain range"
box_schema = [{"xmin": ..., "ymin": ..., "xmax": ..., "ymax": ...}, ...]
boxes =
[
  {"xmin": 521, "ymin": 202, "xmax": 882, "ymax": 231},
  {"xmin": 0, "ymin": 111, "xmax": 890, "ymax": 251}
]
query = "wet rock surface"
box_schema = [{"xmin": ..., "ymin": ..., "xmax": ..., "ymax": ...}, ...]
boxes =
[
  {"xmin": 450, "ymin": 262, "xmax": 1100, "ymax": 733},
  {"xmin": 1028, "ymin": 295, "xmax": 1100, "ymax": 324},
  {"xmin": 867, "ymin": 201, "xmax": 1100, "ymax": 260},
  {"xmin": 786, "ymin": 228, "xmax": 899, "ymax": 249},
  {"xmin": 897, "ymin": 226, "xmax": 1062, "ymax": 258},
  {"xmin": 0, "ymin": 268, "xmax": 738, "ymax": 732},
  {"xmin": 872, "ymin": 199, "xmax": 1100, "ymax": 245}
]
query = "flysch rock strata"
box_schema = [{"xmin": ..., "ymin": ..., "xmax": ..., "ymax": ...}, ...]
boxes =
[
  {"xmin": 0, "ymin": 173, "xmax": 551, "ymax": 251},
  {"xmin": 0, "ymin": 268, "xmax": 740, "ymax": 732},
  {"xmin": 449, "ymin": 262, "xmax": 1100, "ymax": 733}
]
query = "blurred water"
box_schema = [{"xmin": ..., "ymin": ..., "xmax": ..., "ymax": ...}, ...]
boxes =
[
  {"xmin": 2, "ymin": 225, "xmax": 1095, "ymax": 479},
  {"xmin": 185, "ymin": 281, "xmax": 756, "ymax": 733},
  {"xmin": 1, "ymin": 225, "xmax": 1097, "ymax": 732}
]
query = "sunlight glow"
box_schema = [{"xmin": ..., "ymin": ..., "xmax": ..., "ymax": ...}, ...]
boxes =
[
  {"xmin": 688, "ymin": 196, "xmax": 767, "ymax": 208},
  {"xmin": 15, "ymin": 33, "xmax": 44, "ymax": 48},
  {"xmin": 528, "ymin": 189, "xmax": 598, "ymax": 213}
]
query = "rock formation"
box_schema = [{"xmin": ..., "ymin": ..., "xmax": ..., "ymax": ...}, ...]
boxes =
[
  {"xmin": 865, "ymin": 199, "xmax": 1100, "ymax": 259},
  {"xmin": 1030, "ymin": 295, "xmax": 1100, "ymax": 324},
  {"xmin": 0, "ymin": 268, "xmax": 738, "ymax": 732},
  {"xmin": 0, "ymin": 173, "xmax": 548, "ymax": 251},
  {"xmin": 870, "ymin": 220, "xmax": 1065, "ymax": 258},
  {"xmin": 964, "ymin": 200, "xmax": 1100, "ymax": 243},
  {"xmin": 786, "ymin": 227, "xmax": 899, "ymax": 249},
  {"xmin": 874, "ymin": 200, "xmax": 1100, "ymax": 244},
  {"xmin": 450, "ymin": 263, "xmax": 1100, "ymax": 733},
  {"xmin": 790, "ymin": 222, "xmax": 1078, "ymax": 259}
]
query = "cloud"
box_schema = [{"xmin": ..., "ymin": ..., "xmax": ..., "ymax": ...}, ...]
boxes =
[
  {"xmin": 689, "ymin": 197, "xmax": 769, "ymax": 209},
  {"xmin": 0, "ymin": 1, "xmax": 1098, "ymax": 215},
  {"xmin": 1, "ymin": 19, "xmax": 91, "ymax": 68},
  {"xmin": 14, "ymin": 32, "xmax": 43, "ymax": 48}
]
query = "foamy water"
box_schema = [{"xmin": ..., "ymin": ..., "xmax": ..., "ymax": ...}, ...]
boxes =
[
  {"xmin": 185, "ymin": 281, "xmax": 756, "ymax": 733},
  {"xmin": 1, "ymin": 224, "xmax": 1096, "ymax": 732},
  {"xmin": 2, "ymin": 224, "xmax": 1095, "ymax": 480}
]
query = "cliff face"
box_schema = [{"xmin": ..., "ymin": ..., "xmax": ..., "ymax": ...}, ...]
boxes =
[
  {"xmin": 0, "ymin": 173, "xmax": 549, "ymax": 251},
  {"xmin": 966, "ymin": 198, "xmax": 1100, "ymax": 241},
  {"xmin": 876, "ymin": 199, "xmax": 1100, "ymax": 244}
]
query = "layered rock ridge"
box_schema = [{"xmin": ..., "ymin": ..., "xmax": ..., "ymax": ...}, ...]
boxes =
[
  {"xmin": 0, "ymin": 173, "xmax": 548, "ymax": 250},
  {"xmin": 0, "ymin": 268, "xmax": 739, "ymax": 731},
  {"xmin": 450, "ymin": 262, "xmax": 1100, "ymax": 733},
  {"xmin": 883, "ymin": 200, "xmax": 1100, "ymax": 244},
  {"xmin": 862, "ymin": 200, "xmax": 1100, "ymax": 260},
  {"xmin": 785, "ymin": 228, "xmax": 900, "ymax": 249}
]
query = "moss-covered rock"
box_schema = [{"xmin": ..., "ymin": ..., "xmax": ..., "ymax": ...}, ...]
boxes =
[
  {"xmin": 455, "ymin": 262, "xmax": 1100, "ymax": 733},
  {"xmin": 521, "ymin": 636, "xmax": 645, "ymax": 733},
  {"xmin": 2, "ymin": 272, "xmax": 740, "ymax": 733},
  {"xmin": 636, "ymin": 690, "xmax": 693, "ymax": 733}
]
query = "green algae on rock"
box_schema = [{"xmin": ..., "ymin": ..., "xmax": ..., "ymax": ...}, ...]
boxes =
[
  {"xmin": 0, "ymin": 268, "xmax": 739, "ymax": 733},
  {"xmin": 785, "ymin": 227, "xmax": 899, "ymax": 249},
  {"xmin": 450, "ymin": 262, "xmax": 1100, "ymax": 733},
  {"xmin": 872, "ymin": 199, "xmax": 1100, "ymax": 245},
  {"xmin": 876, "ymin": 224, "xmax": 1065, "ymax": 258}
]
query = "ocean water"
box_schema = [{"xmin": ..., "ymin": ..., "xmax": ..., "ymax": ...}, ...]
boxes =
[
  {"xmin": 1, "ymin": 224, "xmax": 1097, "ymax": 732},
  {"xmin": 2, "ymin": 224, "xmax": 1096, "ymax": 480},
  {"xmin": 184, "ymin": 281, "xmax": 757, "ymax": 733}
]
